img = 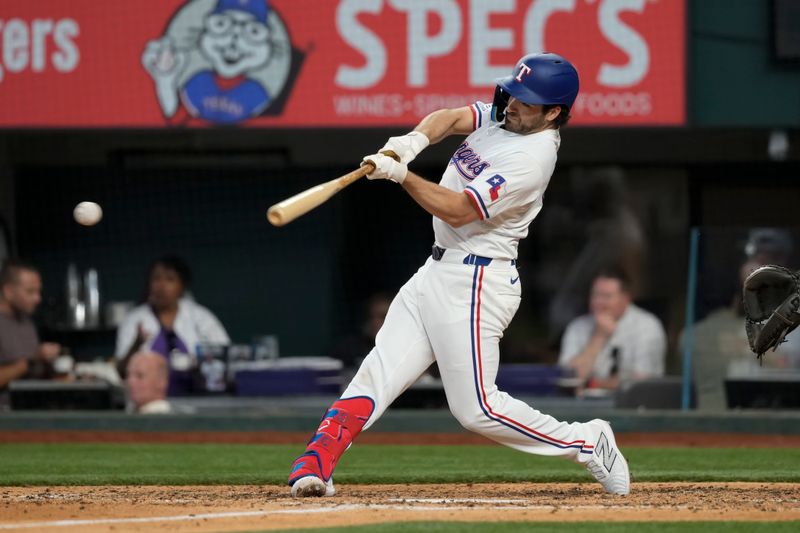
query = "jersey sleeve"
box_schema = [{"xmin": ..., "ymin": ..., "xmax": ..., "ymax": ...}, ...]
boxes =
[
  {"xmin": 468, "ymin": 101, "xmax": 493, "ymax": 131},
  {"xmin": 463, "ymin": 151, "xmax": 546, "ymax": 220}
]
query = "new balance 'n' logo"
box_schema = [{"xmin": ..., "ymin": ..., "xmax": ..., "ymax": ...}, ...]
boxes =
[{"xmin": 594, "ymin": 432, "xmax": 617, "ymax": 471}]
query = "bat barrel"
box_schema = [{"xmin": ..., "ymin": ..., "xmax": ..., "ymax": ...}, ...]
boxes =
[{"xmin": 266, "ymin": 158, "xmax": 386, "ymax": 227}]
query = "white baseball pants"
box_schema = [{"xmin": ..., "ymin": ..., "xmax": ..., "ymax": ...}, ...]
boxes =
[{"xmin": 341, "ymin": 252, "xmax": 596, "ymax": 462}]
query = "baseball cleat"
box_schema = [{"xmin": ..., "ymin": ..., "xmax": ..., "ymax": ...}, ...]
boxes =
[
  {"xmin": 290, "ymin": 475, "xmax": 335, "ymax": 498},
  {"xmin": 584, "ymin": 419, "xmax": 630, "ymax": 495},
  {"xmin": 288, "ymin": 451, "xmax": 335, "ymax": 497}
]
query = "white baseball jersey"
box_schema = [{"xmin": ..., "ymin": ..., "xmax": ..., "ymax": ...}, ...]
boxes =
[
  {"xmin": 339, "ymin": 103, "xmax": 603, "ymax": 471},
  {"xmin": 434, "ymin": 101, "xmax": 560, "ymax": 260}
]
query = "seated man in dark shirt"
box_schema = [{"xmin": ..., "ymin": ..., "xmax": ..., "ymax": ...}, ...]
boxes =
[{"xmin": 0, "ymin": 259, "xmax": 61, "ymax": 405}]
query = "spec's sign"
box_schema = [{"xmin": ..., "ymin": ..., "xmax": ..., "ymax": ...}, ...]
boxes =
[{"xmin": 0, "ymin": 0, "xmax": 684, "ymax": 127}]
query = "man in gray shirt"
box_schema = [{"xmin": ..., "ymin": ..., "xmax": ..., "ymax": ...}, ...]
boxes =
[{"xmin": 0, "ymin": 259, "xmax": 60, "ymax": 404}]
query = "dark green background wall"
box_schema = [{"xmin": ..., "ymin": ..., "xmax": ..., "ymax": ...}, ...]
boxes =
[{"xmin": 691, "ymin": 0, "xmax": 800, "ymax": 127}]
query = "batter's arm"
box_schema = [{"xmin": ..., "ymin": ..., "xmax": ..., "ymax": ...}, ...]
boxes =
[
  {"xmin": 401, "ymin": 171, "xmax": 481, "ymax": 228},
  {"xmin": 413, "ymin": 107, "xmax": 475, "ymax": 145}
]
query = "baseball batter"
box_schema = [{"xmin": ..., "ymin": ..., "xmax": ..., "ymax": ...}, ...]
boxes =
[{"xmin": 289, "ymin": 53, "xmax": 630, "ymax": 497}]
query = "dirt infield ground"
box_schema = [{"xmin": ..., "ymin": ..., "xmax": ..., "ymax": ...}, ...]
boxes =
[
  {"xmin": 2, "ymin": 482, "xmax": 800, "ymax": 532},
  {"xmin": 2, "ymin": 432, "xmax": 800, "ymax": 531}
]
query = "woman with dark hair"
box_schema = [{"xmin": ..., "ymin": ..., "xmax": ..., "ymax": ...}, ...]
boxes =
[{"xmin": 114, "ymin": 256, "xmax": 229, "ymax": 393}]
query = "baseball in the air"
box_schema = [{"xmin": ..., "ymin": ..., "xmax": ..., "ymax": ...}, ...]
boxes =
[{"xmin": 73, "ymin": 201, "xmax": 103, "ymax": 226}]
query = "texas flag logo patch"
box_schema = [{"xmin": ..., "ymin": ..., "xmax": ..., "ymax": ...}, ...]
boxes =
[{"xmin": 488, "ymin": 174, "xmax": 506, "ymax": 201}]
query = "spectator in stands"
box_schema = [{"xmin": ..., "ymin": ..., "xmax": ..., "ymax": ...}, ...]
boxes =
[
  {"xmin": 741, "ymin": 228, "xmax": 799, "ymax": 370},
  {"xmin": 0, "ymin": 259, "xmax": 61, "ymax": 406},
  {"xmin": 545, "ymin": 167, "xmax": 646, "ymax": 347},
  {"xmin": 558, "ymin": 267, "xmax": 666, "ymax": 391},
  {"xmin": 330, "ymin": 292, "xmax": 392, "ymax": 369},
  {"xmin": 114, "ymin": 255, "xmax": 230, "ymax": 393},
  {"xmin": 126, "ymin": 351, "xmax": 171, "ymax": 414},
  {"xmin": 744, "ymin": 227, "xmax": 793, "ymax": 267},
  {"xmin": 688, "ymin": 229, "xmax": 799, "ymax": 410}
]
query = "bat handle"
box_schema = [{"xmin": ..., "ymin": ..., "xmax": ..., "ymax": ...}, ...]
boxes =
[{"xmin": 340, "ymin": 149, "xmax": 399, "ymax": 186}]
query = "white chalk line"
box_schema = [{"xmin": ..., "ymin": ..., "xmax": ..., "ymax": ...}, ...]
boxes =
[
  {"xmin": 0, "ymin": 501, "xmax": 750, "ymax": 530},
  {"xmin": 0, "ymin": 505, "xmax": 482, "ymax": 531},
  {"xmin": 1, "ymin": 508, "xmax": 325, "ymax": 530},
  {"xmin": 387, "ymin": 498, "xmax": 528, "ymax": 504}
]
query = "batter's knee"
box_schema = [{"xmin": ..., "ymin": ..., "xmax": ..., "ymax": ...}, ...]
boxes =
[{"xmin": 448, "ymin": 404, "xmax": 488, "ymax": 435}]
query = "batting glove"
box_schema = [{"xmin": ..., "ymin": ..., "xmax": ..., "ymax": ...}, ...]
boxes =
[
  {"xmin": 379, "ymin": 131, "xmax": 430, "ymax": 164},
  {"xmin": 362, "ymin": 153, "xmax": 408, "ymax": 184}
]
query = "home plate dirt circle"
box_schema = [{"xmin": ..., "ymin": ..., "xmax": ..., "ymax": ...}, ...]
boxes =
[{"xmin": 2, "ymin": 482, "xmax": 799, "ymax": 532}]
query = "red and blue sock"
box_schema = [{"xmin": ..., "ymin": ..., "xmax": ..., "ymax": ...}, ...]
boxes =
[{"xmin": 288, "ymin": 396, "xmax": 374, "ymax": 485}]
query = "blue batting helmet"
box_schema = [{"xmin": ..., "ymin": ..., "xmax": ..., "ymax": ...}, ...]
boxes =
[{"xmin": 494, "ymin": 53, "xmax": 579, "ymax": 111}]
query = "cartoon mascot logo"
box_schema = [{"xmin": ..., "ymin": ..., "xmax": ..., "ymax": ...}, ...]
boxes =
[{"xmin": 142, "ymin": 0, "xmax": 297, "ymax": 124}]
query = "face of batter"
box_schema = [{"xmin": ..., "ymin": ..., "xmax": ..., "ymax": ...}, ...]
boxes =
[{"xmin": 503, "ymin": 97, "xmax": 561, "ymax": 134}]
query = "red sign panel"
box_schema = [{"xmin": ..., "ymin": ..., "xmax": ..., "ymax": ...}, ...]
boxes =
[{"xmin": 0, "ymin": 0, "xmax": 685, "ymax": 127}]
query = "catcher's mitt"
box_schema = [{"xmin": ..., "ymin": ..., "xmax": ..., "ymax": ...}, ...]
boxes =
[{"xmin": 742, "ymin": 264, "xmax": 800, "ymax": 359}]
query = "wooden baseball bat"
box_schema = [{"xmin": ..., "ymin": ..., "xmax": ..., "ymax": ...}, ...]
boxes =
[{"xmin": 266, "ymin": 151, "xmax": 397, "ymax": 227}]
